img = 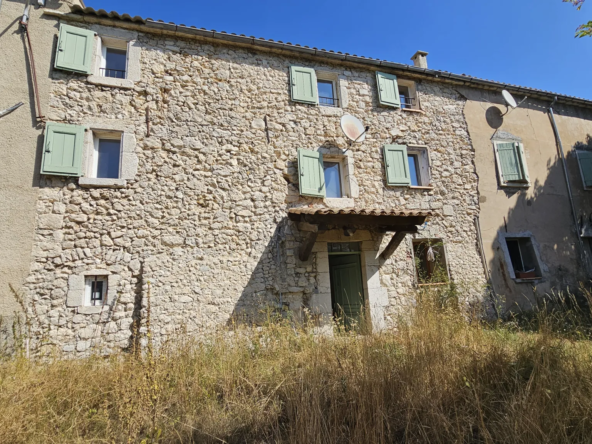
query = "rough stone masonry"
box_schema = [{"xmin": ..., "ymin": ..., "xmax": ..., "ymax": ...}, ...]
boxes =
[{"xmin": 22, "ymin": 20, "xmax": 486, "ymax": 356}]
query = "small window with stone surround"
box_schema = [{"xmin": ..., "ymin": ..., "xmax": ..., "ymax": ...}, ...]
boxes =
[
  {"xmin": 87, "ymin": 25, "xmax": 141, "ymax": 89},
  {"xmin": 79, "ymin": 124, "xmax": 138, "ymax": 189},
  {"xmin": 68, "ymin": 270, "xmax": 119, "ymax": 314},
  {"xmin": 407, "ymin": 146, "xmax": 431, "ymax": 188},
  {"xmin": 316, "ymin": 71, "xmax": 343, "ymax": 108},
  {"xmin": 398, "ymin": 79, "xmax": 419, "ymax": 110}
]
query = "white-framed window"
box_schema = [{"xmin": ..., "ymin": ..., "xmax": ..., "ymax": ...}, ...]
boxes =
[
  {"xmin": 398, "ymin": 79, "xmax": 419, "ymax": 110},
  {"xmin": 99, "ymin": 37, "xmax": 128, "ymax": 79},
  {"xmin": 493, "ymin": 140, "xmax": 530, "ymax": 187},
  {"xmin": 407, "ymin": 146, "xmax": 431, "ymax": 187},
  {"xmin": 79, "ymin": 124, "xmax": 137, "ymax": 189},
  {"xmin": 90, "ymin": 131, "xmax": 122, "ymax": 179},
  {"xmin": 316, "ymin": 71, "xmax": 342, "ymax": 108},
  {"xmin": 84, "ymin": 276, "xmax": 108, "ymax": 306},
  {"xmin": 576, "ymin": 150, "xmax": 592, "ymax": 190},
  {"xmin": 323, "ymin": 160, "xmax": 342, "ymax": 198},
  {"xmin": 87, "ymin": 25, "xmax": 140, "ymax": 89}
]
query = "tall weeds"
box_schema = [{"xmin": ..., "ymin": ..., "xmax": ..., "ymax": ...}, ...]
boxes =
[{"xmin": 0, "ymin": 288, "xmax": 591, "ymax": 443}]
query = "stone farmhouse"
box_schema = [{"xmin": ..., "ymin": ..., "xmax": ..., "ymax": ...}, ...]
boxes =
[{"xmin": 1, "ymin": 0, "xmax": 592, "ymax": 355}]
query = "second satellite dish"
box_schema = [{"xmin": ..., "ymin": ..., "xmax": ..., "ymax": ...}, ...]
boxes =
[
  {"xmin": 502, "ymin": 90, "xmax": 518, "ymax": 109},
  {"xmin": 341, "ymin": 114, "xmax": 369, "ymax": 143}
]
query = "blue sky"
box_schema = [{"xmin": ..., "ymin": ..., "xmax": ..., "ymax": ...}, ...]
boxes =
[{"xmin": 87, "ymin": 0, "xmax": 592, "ymax": 99}]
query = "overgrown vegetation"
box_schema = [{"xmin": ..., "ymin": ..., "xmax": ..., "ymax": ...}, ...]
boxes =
[{"xmin": 1, "ymin": 286, "xmax": 592, "ymax": 443}]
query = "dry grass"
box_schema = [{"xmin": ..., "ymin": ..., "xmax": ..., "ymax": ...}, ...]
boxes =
[{"xmin": 1, "ymin": 290, "xmax": 592, "ymax": 443}]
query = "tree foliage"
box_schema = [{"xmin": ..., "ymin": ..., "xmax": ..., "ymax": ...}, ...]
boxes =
[{"xmin": 565, "ymin": 0, "xmax": 592, "ymax": 37}]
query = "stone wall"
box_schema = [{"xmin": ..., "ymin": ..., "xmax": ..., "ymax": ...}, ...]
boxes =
[{"xmin": 22, "ymin": 22, "xmax": 487, "ymax": 355}]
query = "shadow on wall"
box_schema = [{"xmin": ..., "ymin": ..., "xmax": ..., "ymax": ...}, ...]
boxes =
[
  {"xmin": 486, "ymin": 114, "xmax": 591, "ymax": 313},
  {"xmin": 228, "ymin": 218, "xmax": 316, "ymax": 327}
]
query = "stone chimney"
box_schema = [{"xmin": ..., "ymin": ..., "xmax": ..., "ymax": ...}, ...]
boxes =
[{"xmin": 411, "ymin": 51, "xmax": 429, "ymax": 69}]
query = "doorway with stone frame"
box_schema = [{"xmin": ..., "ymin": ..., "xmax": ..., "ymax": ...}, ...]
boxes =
[{"xmin": 328, "ymin": 242, "xmax": 365, "ymax": 330}]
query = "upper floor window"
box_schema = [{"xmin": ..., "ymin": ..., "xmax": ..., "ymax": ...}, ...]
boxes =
[
  {"xmin": 323, "ymin": 161, "xmax": 342, "ymax": 197},
  {"xmin": 297, "ymin": 148, "xmax": 358, "ymax": 200},
  {"xmin": 92, "ymin": 133, "xmax": 122, "ymax": 179},
  {"xmin": 318, "ymin": 79, "xmax": 338, "ymax": 107},
  {"xmin": 102, "ymin": 44, "xmax": 127, "ymax": 79},
  {"xmin": 384, "ymin": 144, "xmax": 431, "ymax": 188},
  {"xmin": 376, "ymin": 73, "xmax": 419, "ymax": 110},
  {"xmin": 493, "ymin": 140, "xmax": 530, "ymax": 187},
  {"xmin": 289, "ymin": 66, "xmax": 342, "ymax": 108},
  {"xmin": 53, "ymin": 24, "xmax": 140, "ymax": 89}
]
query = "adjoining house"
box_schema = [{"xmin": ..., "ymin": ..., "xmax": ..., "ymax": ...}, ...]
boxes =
[{"xmin": 0, "ymin": 1, "xmax": 590, "ymax": 355}]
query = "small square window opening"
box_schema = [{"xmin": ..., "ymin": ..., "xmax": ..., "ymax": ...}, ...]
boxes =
[
  {"xmin": 84, "ymin": 276, "xmax": 107, "ymax": 306},
  {"xmin": 505, "ymin": 237, "xmax": 541, "ymax": 279},
  {"xmin": 92, "ymin": 134, "xmax": 122, "ymax": 179},
  {"xmin": 413, "ymin": 240, "xmax": 448, "ymax": 284},
  {"xmin": 317, "ymin": 79, "xmax": 338, "ymax": 107},
  {"xmin": 323, "ymin": 161, "xmax": 342, "ymax": 198}
]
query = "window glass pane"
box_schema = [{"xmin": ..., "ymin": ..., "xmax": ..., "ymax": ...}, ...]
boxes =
[
  {"xmin": 399, "ymin": 86, "xmax": 410, "ymax": 109},
  {"xmin": 317, "ymin": 80, "xmax": 335, "ymax": 106},
  {"xmin": 408, "ymin": 154, "xmax": 420, "ymax": 186},
  {"xmin": 97, "ymin": 139, "xmax": 121, "ymax": 179},
  {"xmin": 323, "ymin": 161, "xmax": 342, "ymax": 198},
  {"xmin": 105, "ymin": 47, "xmax": 127, "ymax": 78}
]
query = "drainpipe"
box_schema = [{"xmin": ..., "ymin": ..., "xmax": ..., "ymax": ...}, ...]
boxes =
[{"xmin": 548, "ymin": 98, "xmax": 590, "ymax": 273}]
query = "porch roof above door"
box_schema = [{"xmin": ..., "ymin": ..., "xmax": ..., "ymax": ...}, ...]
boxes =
[
  {"xmin": 287, "ymin": 207, "xmax": 432, "ymax": 261},
  {"xmin": 287, "ymin": 207, "xmax": 431, "ymax": 231}
]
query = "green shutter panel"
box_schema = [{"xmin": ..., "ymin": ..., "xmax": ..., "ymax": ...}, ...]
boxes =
[
  {"xmin": 290, "ymin": 66, "xmax": 318, "ymax": 105},
  {"xmin": 298, "ymin": 148, "xmax": 325, "ymax": 197},
  {"xmin": 578, "ymin": 151, "xmax": 592, "ymax": 188},
  {"xmin": 384, "ymin": 144, "xmax": 410, "ymax": 186},
  {"xmin": 497, "ymin": 142, "xmax": 523, "ymax": 183},
  {"xmin": 41, "ymin": 123, "xmax": 85, "ymax": 177},
  {"xmin": 54, "ymin": 24, "xmax": 95, "ymax": 74},
  {"xmin": 376, "ymin": 72, "xmax": 401, "ymax": 108}
]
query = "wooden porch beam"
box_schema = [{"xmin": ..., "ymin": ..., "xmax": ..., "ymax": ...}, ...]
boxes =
[
  {"xmin": 299, "ymin": 231, "xmax": 319, "ymax": 262},
  {"xmin": 380, "ymin": 227, "xmax": 418, "ymax": 261}
]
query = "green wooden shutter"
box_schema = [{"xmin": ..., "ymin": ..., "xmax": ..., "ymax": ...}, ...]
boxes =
[
  {"xmin": 54, "ymin": 24, "xmax": 95, "ymax": 74},
  {"xmin": 497, "ymin": 142, "xmax": 524, "ymax": 183},
  {"xmin": 384, "ymin": 144, "xmax": 410, "ymax": 186},
  {"xmin": 41, "ymin": 123, "xmax": 85, "ymax": 177},
  {"xmin": 376, "ymin": 72, "xmax": 401, "ymax": 108},
  {"xmin": 577, "ymin": 151, "xmax": 592, "ymax": 188},
  {"xmin": 298, "ymin": 149, "xmax": 325, "ymax": 197},
  {"xmin": 290, "ymin": 66, "xmax": 318, "ymax": 105}
]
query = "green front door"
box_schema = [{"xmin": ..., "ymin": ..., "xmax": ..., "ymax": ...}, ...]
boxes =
[{"xmin": 329, "ymin": 254, "xmax": 365, "ymax": 330}]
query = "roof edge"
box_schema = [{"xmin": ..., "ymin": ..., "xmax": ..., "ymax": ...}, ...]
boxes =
[{"xmin": 42, "ymin": 7, "xmax": 592, "ymax": 110}]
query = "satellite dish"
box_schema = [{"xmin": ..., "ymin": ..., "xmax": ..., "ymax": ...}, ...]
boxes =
[
  {"xmin": 502, "ymin": 90, "xmax": 518, "ymax": 109},
  {"xmin": 341, "ymin": 114, "xmax": 368, "ymax": 143}
]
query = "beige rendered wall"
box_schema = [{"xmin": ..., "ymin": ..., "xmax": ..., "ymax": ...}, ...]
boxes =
[
  {"xmin": 0, "ymin": 0, "xmax": 79, "ymax": 319},
  {"xmin": 462, "ymin": 87, "xmax": 591, "ymax": 311}
]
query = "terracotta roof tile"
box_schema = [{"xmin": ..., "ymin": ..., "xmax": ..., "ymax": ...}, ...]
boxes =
[{"xmin": 287, "ymin": 207, "xmax": 432, "ymax": 217}]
